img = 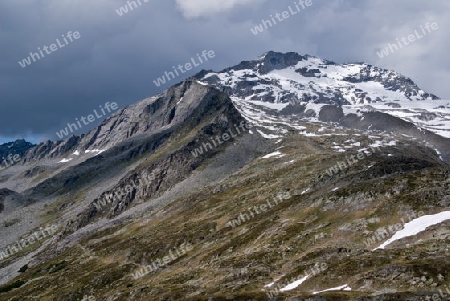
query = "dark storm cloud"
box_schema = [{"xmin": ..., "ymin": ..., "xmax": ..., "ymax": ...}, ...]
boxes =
[{"xmin": 0, "ymin": 0, "xmax": 448, "ymax": 143}]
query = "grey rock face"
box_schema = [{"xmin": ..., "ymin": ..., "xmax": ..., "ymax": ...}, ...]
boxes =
[
  {"xmin": 319, "ymin": 105, "xmax": 344, "ymax": 122},
  {"xmin": 257, "ymin": 51, "xmax": 308, "ymax": 74},
  {"xmin": 0, "ymin": 188, "xmax": 36, "ymax": 215},
  {"xmin": 34, "ymin": 81, "xmax": 248, "ymax": 233}
]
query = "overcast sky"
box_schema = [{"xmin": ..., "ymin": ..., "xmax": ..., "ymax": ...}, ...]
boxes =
[{"xmin": 1, "ymin": 0, "xmax": 448, "ymax": 144}]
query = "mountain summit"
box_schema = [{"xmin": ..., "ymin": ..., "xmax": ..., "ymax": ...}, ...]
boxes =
[
  {"xmin": 197, "ymin": 51, "xmax": 449, "ymax": 160},
  {"xmin": 199, "ymin": 51, "xmax": 439, "ymax": 104}
]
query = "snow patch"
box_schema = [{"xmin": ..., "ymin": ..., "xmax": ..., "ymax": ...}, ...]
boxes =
[
  {"xmin": 301, "ymin": 188, "xmax": 311, "ymax": 195},
  {"xmin": 313, "ymin": 284, "xmax": 351, "ymax": 294},
  {"xmin": 85, "ymin": 149, "xmax": 106, "ymax": 154},
  {"xmin": 249, "ymin": 100, "xmax": 289, "ymax": 111},
  {"xmin": 59, "ymin": 158, "xmax": 73, "ymax": 163},
  {"xmin": 279, "ymin": 275, "xmax": 309, "ymax": 292},
  {"xmin": 374, "ymin": 211, "xmax": 450, "ymax": 250},
  {"xmin": 262, "ymin": 151, "xmax": 285, "ymax": 159},
  {"xmin": 264, "ymin": 275, "xmax": 285, "ymax": 288}
]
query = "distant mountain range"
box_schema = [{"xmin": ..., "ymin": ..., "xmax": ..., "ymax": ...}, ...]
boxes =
[{"xmin": 0, "ymin": 140, "xmax": 35, "ymax": 161}]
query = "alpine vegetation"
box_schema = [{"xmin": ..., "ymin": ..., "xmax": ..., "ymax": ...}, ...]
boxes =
[
  {"xmin": 132, "ymin": 242, "xmax": 193, "ymax": 280},
  {"xmin": 226, "ymin": 191, "xmax": 291, "ymax": 228},
  {"xmin": 191, "ymin": 121, "xmax": 253, "ymax": 158},
  {"xmin": 18, "ymin": 31, "xmax": 81, "ymax": 68},
  {"xmin": 376, "ymin": 22, "xmax": 439, "ymax": 58},
  {"xmin": 250, "ymin": 0, "xmax": 313, "ymax": 35},
  {"xmin": 56, "ymin": 102, "xmax": 118, "ymax": 139},
  {"xmin": 153, "ymin": 50, "xmax": 215, "ymax": 87},
  {"xmin": 325, "ymin": 145, "xmax": 381, "ymax": 177},
  {"xmin": 402, "ymin": 277, "xmax": 450, "ymax": 301},
  {"xmin": 435, "ymin": 283, "xmax": 450, "ymax": 301}
]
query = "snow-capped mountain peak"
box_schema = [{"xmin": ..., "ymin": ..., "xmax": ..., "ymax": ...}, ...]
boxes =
[
  {"xmin": 197, "ymin": 51, "xmax": 449, "ymax": 140},
  {"xmin": 200, "ymin": 51, "xmax": 438, "ymax": 105}
]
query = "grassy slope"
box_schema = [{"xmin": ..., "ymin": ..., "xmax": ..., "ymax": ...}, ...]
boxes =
[{"xmin": 1, "ymin": 132, "xmax": 449, "ymax": 301}]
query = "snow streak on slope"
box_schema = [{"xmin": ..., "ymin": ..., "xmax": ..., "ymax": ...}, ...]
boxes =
[
  {"xmin": 313, "ymin": 284, "xmax": 352, "ymax": 294},
  {"xmin": 280, "ymin": 275, "xmax": 309, "ymax": 292},
  {"xmin": 374, "ymin": 211, "xmax": 450, "ymax": 250}
]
